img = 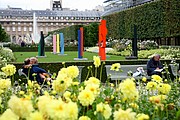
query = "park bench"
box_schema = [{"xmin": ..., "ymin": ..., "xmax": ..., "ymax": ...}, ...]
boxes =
[{"xmin": 105, "ymin": 64, "xmax": 151, "ymax": 84}]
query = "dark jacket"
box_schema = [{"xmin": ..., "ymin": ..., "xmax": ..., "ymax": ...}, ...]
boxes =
[
  {"xmin": 147, "ymin": 58, "xmax": 163, "ymax": 76},
  {"xmin": 22, "ymin": 64, "xmax": 46, "ymax": 84}
]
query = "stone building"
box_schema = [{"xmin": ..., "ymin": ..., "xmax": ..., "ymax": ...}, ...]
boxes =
[{"xmin": 0, "ymin": 6, "xmax": 102, "ymax": 44}]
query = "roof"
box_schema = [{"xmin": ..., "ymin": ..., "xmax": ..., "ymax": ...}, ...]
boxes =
[{"xmin": 0, "ymin": 9, "xmax": 103, "ymax": 17}]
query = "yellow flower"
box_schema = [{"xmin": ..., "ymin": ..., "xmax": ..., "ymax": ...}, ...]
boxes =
[
  {"xmin": 51, "ymin": 90, "xmax": 57, "ymax": 95},
  {"xmin": 0, "ymin": 97, "xmax": 2, "ymax": 104},
  {"xmin": 53, "ymin": 74, "xmax": 72, "ymax": 93},
  {"xmin": 0, "ymin": 109, "xmax": 19, "ymax": 120},
  {"xmin": 110, "ymin": 63, "xmax": 121, "ymax": 71},
  {"xmin": 79, "ymin": 116, "xmax": 91, "ymax": 120},
  {"xmin": 72, "ymin": 81, "xmax": 80, "ymax": 86},
  {"xmin": 27, "ymin": 111, "xmax": 43, "ymax": 120},
  {"xmin": 146, "ymin": 82, "xmax": 157, "ymax": 90},
  {"xmin": 110, "ymin": 83, "xmax": 114, "ymax": 87},
  {"xmin": 78, "ymin": 90, "xmax": 95, "ymax": 106},
  {"xmin": 46, "ymin": 99, "xmax": 67, "ymax": 120},
  {"xmin": 19, "ymin": 91, "xmax": 25, "ymax": 95},
  {"xmin": 0, "ymin": 78, "xmax": 11, "ymax": 90},
  {"xmin": 142, "ymin": 77, "xmax": 147, "ymax": 82},
  {"xmin": 1, "ymin": 64, "xmax": 16, "ymax": 76},
  {"xmin": 103, "ymin": 104, "xmax": 112, "ymax": 119},
  {"xmin": 93, "ymin": 56, "xmax": 101, "ymax": 67},
  {"xmin": 85, "ymin": 84, "xmax": 100, "ymax": 97},
  {"xmin": 28, "ymin": 80, "xmax": 33, "ymax": 87},
  {"xmin": 58, "ymin": 67, "xmax": 67, "ymax": 75},
  {"xmin": 157, "ymin": 83, "xmax": 171, "ymax": 94},
  {"xmin": 113, "ymin": 108, "xmax": 136, "ymax": 120},
  {"xmin": 119, "ymin": 78, "xmax": 139, "ymax": 101},
  {"xmin": 149, "ymin": 95, "xmax": 167, "ymax": 104},
  {"xmin": 66, "ymin": 101, "xmax": 78, "ymax": 120},
  {"xmin": 38, "ymin": 95, "xmax": 52, "ymax": 115},
  {"xmin": 96, "ymin": 102, "xmax": 104, "ymax": 112},
  {"xmin": 129, "ymin": 103, "xmax": 139, "ymax": 109},
  {"xmin": 67, "ymin": 65, "xmax": 79, "ymax": 79},
  {"xmin": 96, "ymin": 102, "xmax": 112, "ymax": 119},
  {"xmin": 136, "ymin": 113, "xmax": 149, "ymax": 120},
  {"xmin": 8, "ymin": 95, "xmax": 34, "ymax": 118},
  {"xmin": 63, "ymin": 91, "xmax": 72, "ymax": 102},
  {"xmin": 84, "ymin": 77, "xmax": 100, "ymax": 86},
  {"xmin": 151, "ymin": 75, "xmax": 162, "ymax": 83}
]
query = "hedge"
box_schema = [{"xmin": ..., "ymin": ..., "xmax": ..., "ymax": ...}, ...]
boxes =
[
  {"xmin": 11, "ymin": 59, "xmax": 177, "ymax": 83},
  {"xmin": 103, "ymin": 0, "xmax": 180, "ymax": 39},
  {"xmin": 9, "ymin": 46, "xmax": 78, "ymax": 52},
  {"xmin": 48, "ymin": 23, "xmax": 99, "ymax": 47}
]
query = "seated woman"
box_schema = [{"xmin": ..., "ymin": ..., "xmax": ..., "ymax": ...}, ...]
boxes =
[{"xmin": 22, "ymin": 58, "xmax": 31, "ymax": 77}]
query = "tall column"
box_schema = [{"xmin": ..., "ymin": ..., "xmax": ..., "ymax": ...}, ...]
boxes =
[
  {"xmin": 53, "ymin": 35, "xmax": 56, "ymax": 54},
  {"xmin": 98, "ymin": 20, "xmax": 107, "ymax": 60},
  {"xmin": 60, "ymin": 33, "xmax": 64, "ymax": 55},
  {"xmin": 56, "ymin": 34, "xmax": 60, "ymax": 53}
]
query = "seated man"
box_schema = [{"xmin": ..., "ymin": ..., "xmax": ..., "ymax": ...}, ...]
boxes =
[
  {"xmin": 147, "ymin": 54, "xmax": 163, "ymax": 76},
  {"xmin": 29, "ymin": 57, "xmax": 51, "ymax": 85}
]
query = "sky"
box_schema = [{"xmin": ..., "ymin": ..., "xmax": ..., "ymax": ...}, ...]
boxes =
[{"xmin": 0, "ymin": 0, "xmax": 105, "ymax": 11}]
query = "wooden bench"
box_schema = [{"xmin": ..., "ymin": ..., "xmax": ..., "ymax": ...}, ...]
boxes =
[{"xmin": 105, "ymin": 64, "xmax": 151, "ymax": 83}]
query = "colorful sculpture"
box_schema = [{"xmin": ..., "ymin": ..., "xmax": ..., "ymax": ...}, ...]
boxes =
[
  {"xmin": 60, "ymin": 33, "xmax": 64, "ymax": 55},
  {"xmin": 53, "ymin": 35, "xmax": 56, "ymax": 54},
  {"xmin": 38, "ymin": 31, "xmax": 45, "ymax": 56},
  {"xmin": 99, "ymin": 20, "xmax": 107, "ymax": 60}
]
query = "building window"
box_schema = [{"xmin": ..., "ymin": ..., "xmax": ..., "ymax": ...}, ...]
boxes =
[
  {"xmin": 24, "ymin": 27, "xmax": 27, "ymax": 31},
  {"xmin": 7, "ymin": 27, "xmax": 10, "ymax": 31},
  {"xmin": 46, "ymin": 27, "xmax": 48, "ymax": 32},
  {"xmin": 18, "ymin": 22, "xmax": 21, "ymax": 25},
  {"xmin": 12, "ymin": 27, "xmax": 15, "ymax": 31},
  {"xmin": 12, "ymin": 22, "xmax": 15, "ymax": 25},
  {"xmin": 56, "ymin": 17, "xmax": 58, "ymax": 20},
  {"xmin": 61, "ymin": 23, "xmax": 64, "ymax": 25},
  {"xmin": 18, "ymin": 27, "xmax": 21, "ymax": 31},
  {"xmin": 40, "ymin": 27, "xmax": 43, "ymax": 31},
  {"xmin": 51, "ymin": 23, "xmax": 53, "ymax": 25},
  {"xmin": 29, "ymin": 27, "xmax": 32, "ymax": 31},
  {"xmin": 50, "ymin": 17, "xmax": 53, "ymax": 20},
  {"xmin": 29, "ymin": 23, "xmax": 32, "ymax": 25},
  {"xmin": 56, "ymin": 23, "xmax": 58, "ymax": 25},
  {"xmin": 76, "ymin": 17, "xmax": 80, "ymax": 20},
  {"xmin": 60, "ymin": 17, "xmax": 63, "ymax": 20}
]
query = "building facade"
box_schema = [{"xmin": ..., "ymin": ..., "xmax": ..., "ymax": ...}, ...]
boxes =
[{"xmin": 0, "ymin": 7, "xmax": 102, "ymax": 44}]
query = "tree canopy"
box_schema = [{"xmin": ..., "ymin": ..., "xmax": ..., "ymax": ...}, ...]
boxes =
[{"xmin": 0, "ymin": 24, "xmax": 10, "ymax": 42}]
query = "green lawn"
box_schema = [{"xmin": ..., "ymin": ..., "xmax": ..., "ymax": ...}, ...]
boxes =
[{"xmin": 14, "ymin": 51, "xmax": 125, "ymax": 63}]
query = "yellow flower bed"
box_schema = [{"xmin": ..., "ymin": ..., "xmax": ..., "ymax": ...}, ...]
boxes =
[{"xmin": 0, "ymin": 57, "xmax": 179, "ymax": 120}]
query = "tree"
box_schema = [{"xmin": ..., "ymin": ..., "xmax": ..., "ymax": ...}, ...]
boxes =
[{"xmin": 0, "ymin": 24, "xmax": 10, "ymax": 42}]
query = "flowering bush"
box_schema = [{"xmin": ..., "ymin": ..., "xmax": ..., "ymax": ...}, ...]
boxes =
[
  {"xmin": 0, "ymin": 47, "xmax": 16, "ymax": 62},
  {"xmin": 108, "ymin": 47, "xmax": 180, "ymax": 59},
  {"xmin": 0, "ymin": 57, "xmax": 179, "ymax": 120}
]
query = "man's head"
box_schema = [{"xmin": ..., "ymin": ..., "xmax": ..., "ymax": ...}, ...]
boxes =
[
  {"xmin": 24, "ymin": 58, "xmax": 30, "ymax": 65},
  {"xmin": 30, "ymin": 57, "xmax": 38, "ymax": 64},
  {"xmin": 153, "ymin": 54, "xmax": 161, "ymax": 61}
]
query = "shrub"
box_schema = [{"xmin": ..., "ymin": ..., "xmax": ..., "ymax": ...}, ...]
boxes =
[{"xmin": 0, "ymin": 47, "xmax": 15, "ymax": 62}]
